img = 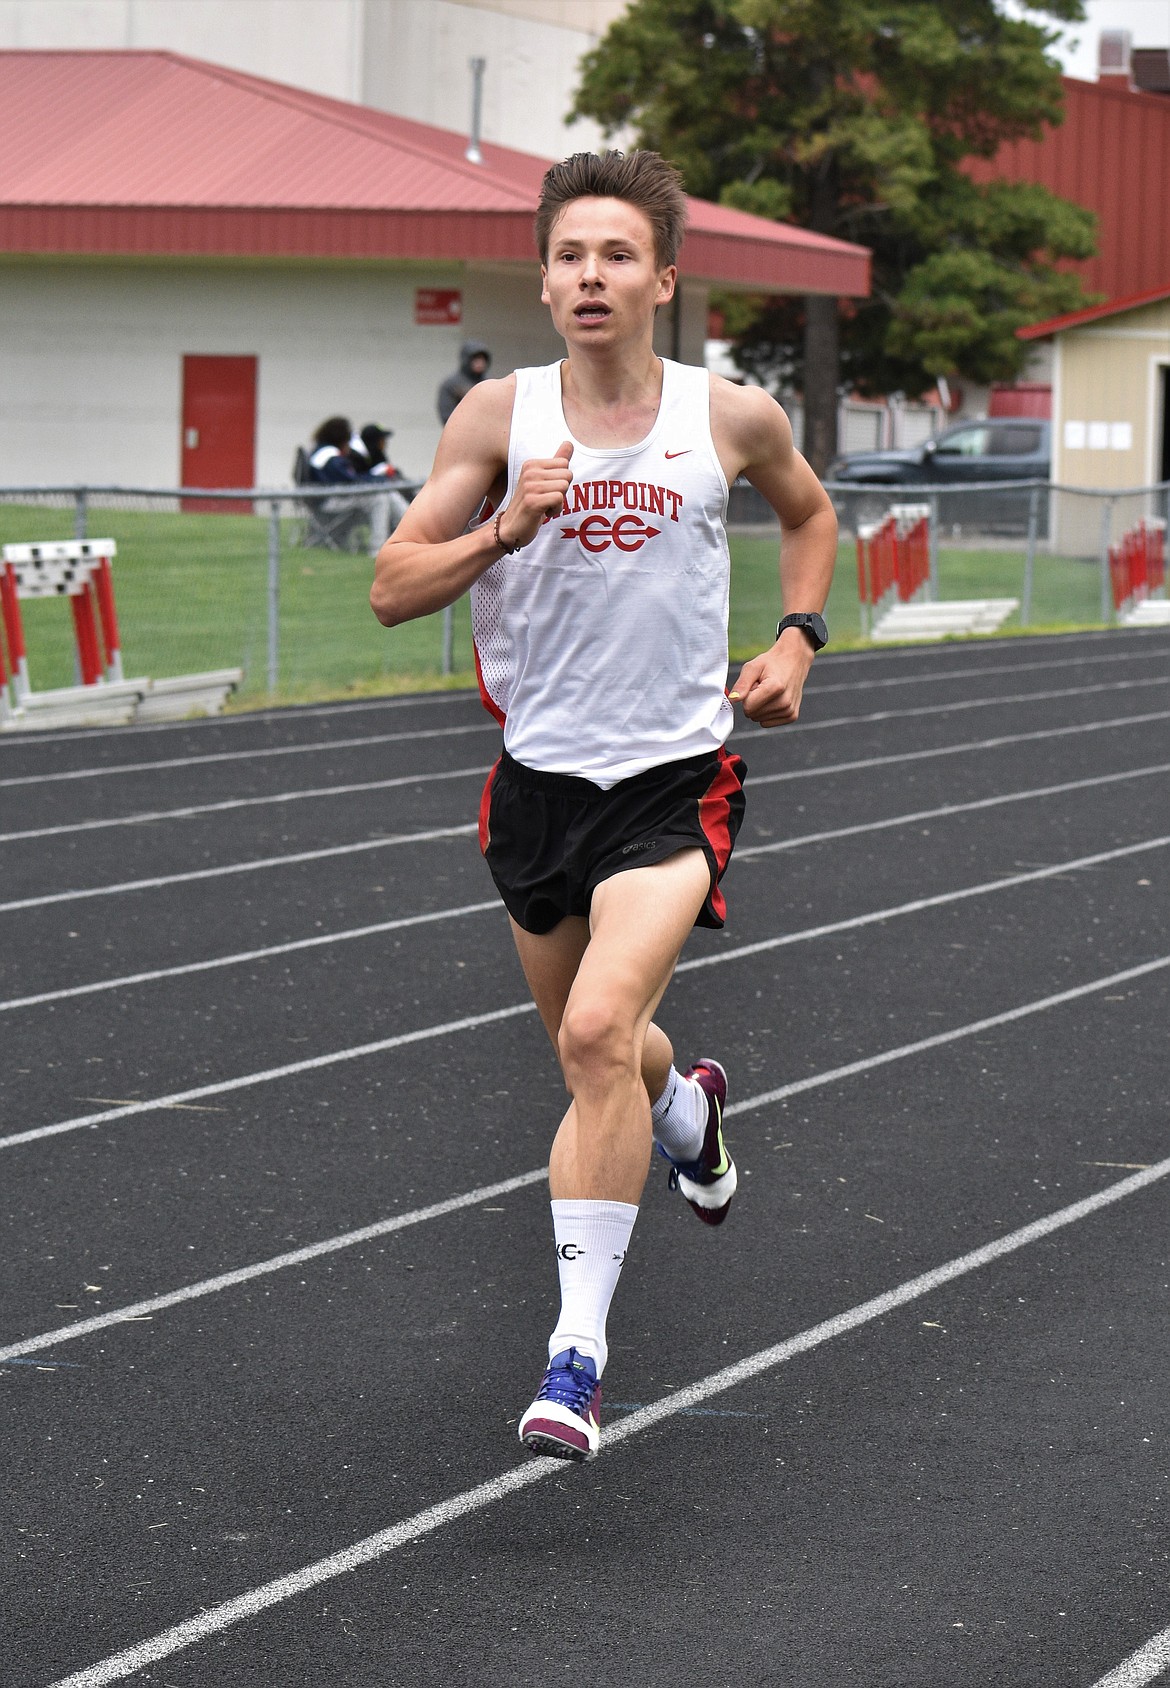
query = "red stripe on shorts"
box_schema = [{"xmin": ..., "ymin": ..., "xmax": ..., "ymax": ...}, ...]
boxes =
[{"xmin": 698, "ymin": 747, "xmax": 744, "ymax": 923}]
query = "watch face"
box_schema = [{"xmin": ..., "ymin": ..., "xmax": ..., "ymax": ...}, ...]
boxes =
[{"xmin": 780, "ymin": 613, "xmax": 828, "ymax": 649}]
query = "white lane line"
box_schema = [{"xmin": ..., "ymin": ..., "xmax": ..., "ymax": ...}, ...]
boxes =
[
  {"xmin": 8, "ymin": 706, "xmax": 1170, "ymax": 915},
  {"xmin": 778, "ymin": 673, "xmax": 1170, "ymax": 739},
  {"xmin": 0, "ymin": 822, "xmax": 479, "ymax": 914},
  {"xmin": 5, "ymin": 673, "xmax": 1167, "ymax": 793},
  {"xmin": 1089, "ymin": 1628, "xmax": 1170, "ymax": 1687},
  {"xmin": 0, "ymin": 689, "xmax": 475, "ymax": 749},
  {"xmin": 9, "ymin": 946, "xmax": 1170, "ymax": 1362},
  {"xmin": 6, "ymin": 834, "xmax": 1169, "ymax": 1153},
  {"xmin": 0, "ymin": 1167, "xmax": 549, "ymax": 1365},
  {"xmin": 721, "ymin": 952, "xmax": 1170, "ymax": 1116},
  {"xmin": 45, "ymin": 1154, "xmax": 1170, "ymax": 1688},
  {"xmin": 0, "ymin": 901, "xmax": 501, "ymax": 1012},
  {"xmin": 808, "ymin": 645, "xmax": 1160, "ymax": 695},
  {"xmin": 0, "ymin": 765, "xmax": 488, "ymax": 844},
  {"xmin": 0, "ymin": 641, "xmax": 1158, "ymax": 760},
  {"xmin": 9, "ymin": 708, "xmax": 1170, "ymax": 849},
  {"xmin": 751, "ymin": 708, "xmax": 1170, "ymax": 788},
  {"xmin": 5, "ymin": 629, "xmax": 1164, "ymax": 761},
  {"xmin": 0, "ymin": 720, "xmax": 496, "ymax": 788},
  {"xmin": 6, "ymin": 761, "xmax": 1166, "ymax": 1013},
  {"xmin": 735, "ymin": 760, "xmax": 1170, "ymax": 859},
  {"xmin": 684, "ymin": 835, "xmax": 1170, "ymax": 978},
  {"xmin": 0, "ymin": 1000, "xmax": 537, "ymax": 1152}
]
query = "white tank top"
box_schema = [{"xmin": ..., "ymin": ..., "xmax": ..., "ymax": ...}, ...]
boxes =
[{"xmin": 471, "ymin": 358, "xmax": 733, "ymax": 788}]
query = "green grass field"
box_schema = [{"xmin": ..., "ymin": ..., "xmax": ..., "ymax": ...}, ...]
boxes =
[{"xmin": 0, "ymin": 500, "xmax": 1108, "ymax": 707}]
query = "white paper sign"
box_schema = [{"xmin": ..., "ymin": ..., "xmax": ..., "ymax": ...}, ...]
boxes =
[
  {"xmin": 1110, "ymin": 421, "xmax": 1133, "ymax": 451},
  {"xmin": 1087, "ymin": 421, "xmax": 1110, "ymax": 450},
  {"xmin": 1064, "ymin": 420, "xmax": 1087, "ymax": 450}
]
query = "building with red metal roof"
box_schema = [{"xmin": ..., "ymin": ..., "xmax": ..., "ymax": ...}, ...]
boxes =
[
  {"xmin": 1015, "ymin": 287, "xmax": 1170, "ymax": 498},
  {"xmin": 0, "ymin": 50, "xmax": 870, "ymax": 489}
]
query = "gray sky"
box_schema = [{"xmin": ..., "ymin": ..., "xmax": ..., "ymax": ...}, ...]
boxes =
[{"xmin": 1039, "ymin": 0, "xmax": 1170, "ymax": 80}]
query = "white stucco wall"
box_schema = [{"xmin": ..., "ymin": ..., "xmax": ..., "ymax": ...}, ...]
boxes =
[{"xmin": 0, "ymin": 255, "xmax": 710, "ymax": 490}]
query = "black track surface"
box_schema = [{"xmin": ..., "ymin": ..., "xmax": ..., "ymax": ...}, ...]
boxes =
[{"xmin": 4, "ymin": 629, "xmax": 1170, "ymax": 1688}]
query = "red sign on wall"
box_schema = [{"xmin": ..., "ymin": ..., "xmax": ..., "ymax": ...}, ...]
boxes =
[{"xmin": 415, "ymin": 288, "xmax": 463, "ymax": 325}]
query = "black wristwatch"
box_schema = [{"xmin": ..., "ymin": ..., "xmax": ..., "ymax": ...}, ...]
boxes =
[{"xmin": 777, "ymin": 611, "xmax": 828, "ymax": 651}]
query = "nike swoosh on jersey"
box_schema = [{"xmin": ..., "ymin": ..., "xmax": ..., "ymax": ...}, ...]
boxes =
[{"xmin": 664, "ymin": 449, "xmax": 691, "ymax": 459}]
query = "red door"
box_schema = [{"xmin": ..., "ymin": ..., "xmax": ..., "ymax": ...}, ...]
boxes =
[{"xmin": 180, "ymin": 355, "xmax": 257, "ymax": 512}]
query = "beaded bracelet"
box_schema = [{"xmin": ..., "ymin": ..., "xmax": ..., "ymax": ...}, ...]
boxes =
[{"xmin": 493, "ymin": 511, "xmax": 521, "ymax": 554}]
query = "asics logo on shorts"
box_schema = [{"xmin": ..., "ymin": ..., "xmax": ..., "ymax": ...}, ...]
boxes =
[{"xmin": 560, "ymin": 513, "xmax": 661, "ymax": 554}]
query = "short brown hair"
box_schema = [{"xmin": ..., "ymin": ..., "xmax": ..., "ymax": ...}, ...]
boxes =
[{"xmin": 535, "ymin": 150, "xmax": 688, "ymax": 270}]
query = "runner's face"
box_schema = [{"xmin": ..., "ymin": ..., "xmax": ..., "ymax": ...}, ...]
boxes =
[{"xmin": 541, "ymin": 197, "xmax": 676, "ymax": 347}]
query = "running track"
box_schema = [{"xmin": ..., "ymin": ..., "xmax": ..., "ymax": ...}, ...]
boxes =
[{"xmin": 4, "ymin": 628, "xmax": 1170, "ymax": 1688}]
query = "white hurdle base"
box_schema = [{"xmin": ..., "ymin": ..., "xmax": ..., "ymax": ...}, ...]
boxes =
[
  {"xmin": 1119, "ymin": 598, "xmax": 1170, "ymax": 627},
  {"xmin": 133, "ymin": 668, "xmax": 244, "ymax": 722},
  {"xmin": 0, "ymin": 678, "xmax": 149, "ymax": 730},
  {"xmin": 871, "ymin": 599, "xmax": 1019, "ymax": 641},
  {"xmin": 1, "ymin": 668, "xmax": 242, "ymax": 730}
]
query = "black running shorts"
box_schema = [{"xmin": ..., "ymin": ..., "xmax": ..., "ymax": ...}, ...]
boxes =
[{"xmin": 478, "ymin": 746, "xmax": 747, "ymax": 935}]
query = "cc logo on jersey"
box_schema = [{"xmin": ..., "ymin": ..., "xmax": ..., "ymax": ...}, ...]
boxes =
[{"xmin": 561, "ymin": 514, "xmax": 662, "ymax": 554}]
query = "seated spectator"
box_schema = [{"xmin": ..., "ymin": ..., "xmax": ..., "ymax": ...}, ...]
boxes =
[
  {"xmin": 359, "ymin": 423, "xmax": 395, "ymax": 475},
  {"xmin": 308, "ymin": 416, "xmax": 372, "ymax": 484}
]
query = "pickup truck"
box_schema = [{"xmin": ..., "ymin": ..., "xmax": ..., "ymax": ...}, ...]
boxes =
[{"xmin": 827, "ymin": 417, "xmax": 1051, "ymax": 533}]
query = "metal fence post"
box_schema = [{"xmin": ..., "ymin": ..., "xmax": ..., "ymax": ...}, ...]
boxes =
[
  {"xmin": 1021, "ymin": 484, "xmax": 1040, "ymax": 626},
  {"xmin": 928, "ymin": 495, "xmax": 939, "ymax": 598},
  {"xmin": 442, "ymin": 603, "xmax": 454, "ymax": 676},
  {"xmin": 1098, "ymin": 496, "xmax": 1115, "ymax": 623},
  {"xmin": 267, "ymin": 499, "xmax": 281, "ymax": 695},
  {"xmin": 73, "ymin": 487, "xmax": 87, "ymax": 540}
]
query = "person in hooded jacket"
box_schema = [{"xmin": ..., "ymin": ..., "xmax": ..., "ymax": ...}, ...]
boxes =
[{"xmin": 437, "ymin": 341, "xmax": 492, "ymax": 424}]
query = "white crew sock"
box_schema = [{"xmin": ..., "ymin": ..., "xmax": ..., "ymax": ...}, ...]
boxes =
[
  {"xmin": 650, "ymin": 1065, "xmax": 708, "ymax": 1163},
  {"xmin": 547, "ymin": 1198, "xmax": 638, "ymax": 1376}
]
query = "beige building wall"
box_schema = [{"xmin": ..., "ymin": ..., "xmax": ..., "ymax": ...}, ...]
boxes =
[
  {"xmin": 1049, "ymin": 298, "xmax": 1170, "ymax": 553},
  {"xmin": 1052, "ymin": 298, "xmax": 1170, "ymax": 490}
]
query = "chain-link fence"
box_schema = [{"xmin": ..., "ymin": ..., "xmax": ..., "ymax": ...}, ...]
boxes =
[
  {"xmin": 2, "ymin": 477, "xmax": 1167, "ymax": 715},
  {"xmin": 0, "ymin": 482, "xmax": 452, "ymax": 706}
]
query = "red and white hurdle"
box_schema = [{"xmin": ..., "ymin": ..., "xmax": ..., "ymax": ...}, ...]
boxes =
[
  {"xmin": 1, "ymin": 539, "xmax": 125, "ymax": 699},
  {"xmin": 855, "ymin": 500, "xmax": 1018, "ymax": 641},
  {"xmin": 1110, "ymin": 518, "xmax": 1168, "ymax": 625}
]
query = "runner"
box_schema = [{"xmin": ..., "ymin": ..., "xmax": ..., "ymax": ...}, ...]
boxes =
[{"xmin": 370, "ymin": 149, "xmax": 836, "ymax": 1461}]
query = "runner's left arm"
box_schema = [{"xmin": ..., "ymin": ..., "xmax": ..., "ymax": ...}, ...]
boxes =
[{"xmin": 713, "ymin": 380, "xmax": 837, "ymax": 727}]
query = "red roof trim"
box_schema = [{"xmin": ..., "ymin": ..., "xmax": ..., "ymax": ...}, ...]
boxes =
[
  {"xmin": 0, "ymin": 203, "xmax": 871, "ymax": 292},
  {"xmin": 0, "ymin": 49, "xmax": 871, "ymax": 297},
  {"xmin": 1019, "ymin": 282, "xmax": 1170, "ymax": 339}
]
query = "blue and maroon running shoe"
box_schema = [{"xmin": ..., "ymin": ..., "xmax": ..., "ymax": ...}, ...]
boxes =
[
  {"xmin": 518, "ymin": 1347, "xmax": 601, "ymax": 1461},
  {"xmin": 659, "ymin": 1058, "xmax": 737, "ymax": 1226}
]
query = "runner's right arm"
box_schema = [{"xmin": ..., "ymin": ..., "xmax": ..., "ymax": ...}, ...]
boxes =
[{"xmin": 370, "ymin": 379, "xmax": 574, "ymax": 627}]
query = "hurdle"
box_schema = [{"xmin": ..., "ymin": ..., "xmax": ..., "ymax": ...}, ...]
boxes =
[
  {"xmin": 1111, "ymin": 518, "xmax": 1169, "ymax": 625},
  {"xmin": 1, "ymin": 539, "xmax": 124, "ymax": 698},
  {"xmin": 0, "ymin": 538, "xmax": 243, "ymax": 728},
  {"xmin": 857, "ymin": 500, "xmax": 1018, "ymax": 641},
  {"xmin": 856, "ymin": 503, "xmax": 931, "ymax": 637}
]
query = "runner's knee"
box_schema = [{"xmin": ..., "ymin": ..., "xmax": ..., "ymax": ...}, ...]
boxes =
[{"xmin": 557, "ymin": 998, "xmax": 638, "ymax": 1090}]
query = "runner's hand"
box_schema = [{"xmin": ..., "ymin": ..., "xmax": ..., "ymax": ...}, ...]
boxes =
[
  {"xmin": 495, "ymin": 441, "xmax": 574, "ymax": 550},
  {"xmin": 730, "ymin": 629, "xmax": 815, "ymax": 726}
]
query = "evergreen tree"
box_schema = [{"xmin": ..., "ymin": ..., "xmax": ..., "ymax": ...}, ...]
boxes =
[{"xmin": 570, "ymin": 0, "xmax": 1097, "ymax": 471}]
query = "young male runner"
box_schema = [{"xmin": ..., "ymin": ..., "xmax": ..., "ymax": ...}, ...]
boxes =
[{"xmin": 371, "ymin": 150, "xmax": 837, "ymax": 1462}]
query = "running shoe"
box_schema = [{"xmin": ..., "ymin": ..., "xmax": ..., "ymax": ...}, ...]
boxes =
[
  {"xmin": 660, "ymin": 1058, "xmax": 737, "ymax": 1226},
  {"xmin": 518, "ymin": 1347, "xmax": 601, "ymax": 1461}
]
